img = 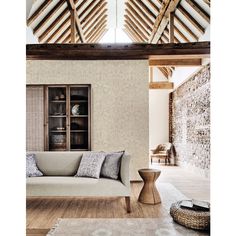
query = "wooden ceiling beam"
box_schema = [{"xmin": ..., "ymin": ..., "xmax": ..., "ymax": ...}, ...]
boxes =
[
  {"xmin": 91, "ymin": 28, "xmax": 106, "ymax": 43},
  {"xmin": 149, "ymin": 0, "xmax": 181, "ymax": 43},
  {"xmin": 62, "ymin": 33, "xmax": 71, "ymax": 43},
  {"xmin": 169, "ymin": 12, "xmax": 174, "ymax": 43},
  {"xmin": 54, "ymin": 26, "xmax": 70, "ymax": 43},
  {"xmin": 38, "ymin": 8, "xmax": 69, "ymax": 42},
  {"xmin": 82, "ymin": 7, "xmax": 108, "ymax": 32},
  {"xmin": 76, "ymin": 0, "xmax": 91, "ymax": 12},
  {"xmin": 125, "ymin": 16, "xmax": 149, "ymax": 41},
  {"xmin": 45, "ymin": 17, "xmax": 70, "ymax": 43},
  {"xmin": 177, "ymin": 5, "xmax": 205, "ymax": 34},
  {"xmin": 174, "ymin": 36, "xmax": 180, "ymax": 43},
  {"xmin": 78, "ymin": 0, "xmax": 98, "ymax": 20},
  {"xmin": 70, "ymin": 8, "xmax": 76, "ymax": 43},
  {"xmin": 125, "ymin": 24, "xmax": 143, "ymax": 42},
  {"xmin": 82, "ymin": 0, "xmax": 107, "ymax": 28},
  {"xmin": 174, "ymin": 15, "xmax": 198, "ymax": 41},
  {"xmin": 133, "ymin": 0, "xmax": 156, "ymax": 22},
  {"xmin": 94, "ymin": 29, "xmax": 108, "ymax": 43},
  {"xmin": 174, "ymin": 26, "xmax": 190, "ymax": 42},
  {"xmin": 123, "ymin": 28, "xmax": 136, "ymax": 42},
  {"xmin": 158, "ymin": 67, "xmax": 169, "ymax": 79},
  {"xmin": 126, "ymin": 27, "xmax": 141, "ymax": 42},
  {"xmin": 84, "ymin": 8, "xmax": 107, "ymax": 34},
  {"xmin": 33, "ymin": 0, "xmax": 67, "ymax": 35},
  {"xmin": 125, "ymin": 7, "xmax": 152, "ymax": 34},
  {"xmin": 27, "ymin": 42, "xmax": 210, "ymax": 60},
  {"xmin": 163, "ymin": 27, "xmax": 177, "ymax": 43},
  {"xmin": 27, "ymin": 0, "xmax": 53, "ymax": 26},
  {"xmin": 203, "ymin": 0, "xmax": 210, "ymax": 7},
  {"xmin": 149, "ymin": 82, "xmax": 174, "ymax": 89},
  {"xmin": 85, "ymin": 15, "xmax": 107, "ymax": 39},
  {"xmin": 161, "ymin": 33, "xmax": 169, "ymax": 43},
  {"xmin": 185, "ymin": 0, "xmax": 210, "ymax": 23},
  {"xmin": 87, "ymin": 22, "xmax": 106, "ymax": 42},
  {"xmin": 125, "ymin": 11, "xmax": 150, "ymax": 38},
  {"xmin": 89, "ymin": 25, "xmax": 106, "ymax": 43},
  {"xmin": 127, "ymin": 0, "xmax": 154, "ymax": 28},
  {"xmin": 66, "ymin": 0, "xmax": 85, "ymax": 42},
  {"xmin": 146, "ymin": 0, "xmax": 159, "ymax": 14},
  {"xmin": 125, "ymin": 19, "xmax": 146, "ymax": 42},
  {"xmin": 149, "ymin": 58, "xmax": 202, "ymax": 67}
]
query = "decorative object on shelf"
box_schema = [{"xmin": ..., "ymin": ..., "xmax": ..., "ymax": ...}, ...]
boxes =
[
  {"xmin": 170, "ymin": 200, "xmax": 210, "ymax": 231},
  {"xmin": 54, "ymin": 95, "xmax": 59, "ymax": 100},
  {"xmin": 52, "ymin": 112, "xmax": 65, "ymax": 116},
  {"xmin": 59, "ymin": 94, "xmax": 65, "ymax": 100},
  {"xmin": 51, "ymin": 134, "xmax": 66, "ymax": 144},
  {"xmin": 56, "ymin": 127, "xmax": 65, "ymax": 131},
  {"xmin": 72, "ymin": 104, "xmax": 80, "ymax": 115}
]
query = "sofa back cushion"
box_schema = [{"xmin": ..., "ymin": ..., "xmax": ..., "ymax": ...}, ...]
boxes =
[{"xmin": 31, "ymin": 152, "xmax": 83, "ymax": 176}]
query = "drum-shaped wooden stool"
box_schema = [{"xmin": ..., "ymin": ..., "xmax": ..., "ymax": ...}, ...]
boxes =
[{"xmin": 138, "ymin": 169, "xmax": 161, "ymax": 205}]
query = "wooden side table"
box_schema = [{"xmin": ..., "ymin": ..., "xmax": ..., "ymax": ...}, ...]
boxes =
[{"xmin": 138, "ymin": 169, "xmax": 161, "ymax": 205}]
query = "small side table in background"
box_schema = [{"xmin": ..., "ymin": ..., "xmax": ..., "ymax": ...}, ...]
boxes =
[{"xmin": 138, "ymin": 168, "xmax": 161, "ymax": 205}]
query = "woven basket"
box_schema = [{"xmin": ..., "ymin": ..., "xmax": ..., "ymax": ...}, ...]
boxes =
[{"xmin": 170, "ymin": 201, "xmax": 210, "ymax": 231}]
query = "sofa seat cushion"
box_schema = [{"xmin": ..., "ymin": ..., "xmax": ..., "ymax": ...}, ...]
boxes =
[{"xmin": 26, "ymin": 177, "xmax": 130, "ymax": 197}]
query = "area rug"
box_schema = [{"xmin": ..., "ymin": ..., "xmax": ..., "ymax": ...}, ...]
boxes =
[
  {"xmin": 47, "ymin": 218, "xmax": 209, "ymax": 236},
  {"xmin": 46, "ymin": 183, "xmax": 209, "ymax": 236}
]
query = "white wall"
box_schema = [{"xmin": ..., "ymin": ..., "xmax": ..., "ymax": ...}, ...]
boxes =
[
  {"xmin": 149, "ymin": 90, "xmax": 169, "ymax": 150},
  {"xmin": 171, "ymin": 67, "xmax": 200, "ymax": 88},
  {"xmin": 27, "ymin": 60, "xmax": 149, "ymax": 180},
  {"xmin": 26, "ymin": 27, "xmax": 38, "ymax": 44},
  {"xmin": 149, "ymin": 68, "xmax": 170, "ymax": 158}
]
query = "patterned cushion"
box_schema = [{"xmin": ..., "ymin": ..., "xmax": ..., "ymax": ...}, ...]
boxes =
[
  {"xmin": 101, "ymin": 151, "xmax": 125, "ymax": 179},
  {"xmin": 75, "ymin": 152, "xmax": 106, "ymax": 179},
  {"xmin": 26, "ymin": 153, "xmax": 43, "ymax": 177}
]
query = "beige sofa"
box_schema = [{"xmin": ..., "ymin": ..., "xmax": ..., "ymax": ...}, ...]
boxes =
[{"xmin": 26, "ymin": 152, "xmax": 131, "ymax": 212}]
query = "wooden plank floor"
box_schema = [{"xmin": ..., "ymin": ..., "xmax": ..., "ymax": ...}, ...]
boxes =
[{"xmin": 27, "ymin": 166, "xmax": 210, "ymax": 236}]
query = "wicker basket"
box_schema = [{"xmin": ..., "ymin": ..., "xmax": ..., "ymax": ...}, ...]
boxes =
[{"xmin": 170, "ymin": 201, "xmax": 210, "ymax": 231}]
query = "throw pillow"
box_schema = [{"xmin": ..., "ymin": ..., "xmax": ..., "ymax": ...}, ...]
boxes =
[
  {"xmin": 26, "ymin": 153, "xmax": 43, "ymax": 177},
  {"xmin": 75, "ymin": 152, "xmax": 106, "ymax": 179},
  {"xmin": 101, "ymin": 151, "xmax": 125, "ymax": 180}
]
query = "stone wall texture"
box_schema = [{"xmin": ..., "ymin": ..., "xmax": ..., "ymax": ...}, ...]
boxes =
[{"xmin": 170, "ymin": 64, "xmax": 210, "ymax": 178}]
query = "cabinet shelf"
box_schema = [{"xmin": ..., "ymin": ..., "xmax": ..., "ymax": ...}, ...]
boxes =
[
  {"xmin": 49, "ymin": 115, "xmax": 66, "ymax": 118},
  {"xmin": 50, "ymin": 130, "xmax": 66, "ymax": 133},
  {"xmin": 70, "ymin": 130, "xmax": 88, "ymax": 132},
  {"xmin": 70, "ymin": 100, "xmax": 88, "ymax": 103},
  {"xmin": 70, "ymin": 115, "xmax": 88, "ymax": 117},
  {"xmin": 50, "ymin": 100, "xmax": 66, "ymax": 103}
]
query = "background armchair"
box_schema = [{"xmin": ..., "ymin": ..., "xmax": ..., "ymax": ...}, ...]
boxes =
[{"xmin": 150, "ymin": 143, "xmax": 173, "ymax": 165}]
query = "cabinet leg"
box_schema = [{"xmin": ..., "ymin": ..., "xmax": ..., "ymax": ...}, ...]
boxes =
[{"xmin": 125, "ymin": 196, "xmax": 131, "ymax": 213}]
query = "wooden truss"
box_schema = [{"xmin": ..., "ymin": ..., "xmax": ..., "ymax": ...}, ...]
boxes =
[{"xmin": 27, "ymin": 0, "xmax": 108, "ymax": 43}]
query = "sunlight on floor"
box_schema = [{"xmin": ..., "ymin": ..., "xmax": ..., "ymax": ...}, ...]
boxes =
[{"xmin": 151, "ymin": 162, "xmax": 210, "ymax": 201}]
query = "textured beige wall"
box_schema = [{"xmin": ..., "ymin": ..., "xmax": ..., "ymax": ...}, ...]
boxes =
[{"xmin": 27, "ymin": 60, "xmax": 149, "ymax": 180}]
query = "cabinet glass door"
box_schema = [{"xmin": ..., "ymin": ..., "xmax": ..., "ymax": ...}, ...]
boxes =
[
  {"xmin": 48, "ymin": 87, "xmax": 67, "ymax": 151},
  {"xmin": 70, "ymin": 87, "xmax": 89, "ymax": 150}
]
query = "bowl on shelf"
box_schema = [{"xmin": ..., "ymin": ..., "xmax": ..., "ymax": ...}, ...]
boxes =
[{"xmin": 71, "ymin": 104, "xmax": 80, "ymax": 115}]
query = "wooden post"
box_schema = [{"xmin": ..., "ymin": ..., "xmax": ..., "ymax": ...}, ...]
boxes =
[
  {"xmin": 70, "ymin": 9, "xmax": 76, "ymax": 43},
  {"xmin": 169, "ymin": 11, "xmax": 174, "ymax": 43},
  {"xmin": 149, "ymin": 67, "xmax": 153, "ymax": 82}
]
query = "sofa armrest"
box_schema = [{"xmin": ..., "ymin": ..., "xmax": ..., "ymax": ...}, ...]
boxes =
[{"xmin": 120, "ymin": 154, "xmax": 131, "ymax": 188}]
